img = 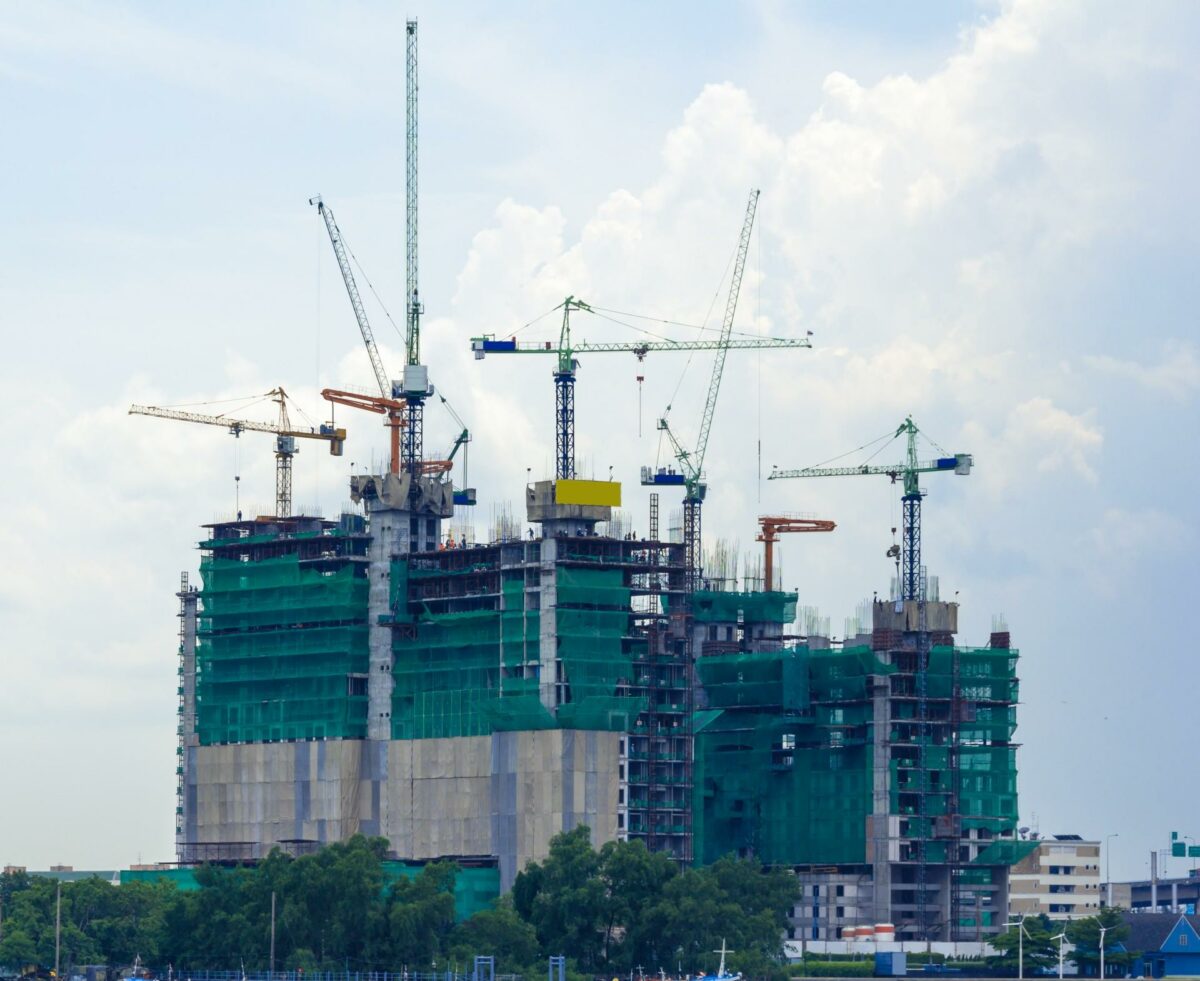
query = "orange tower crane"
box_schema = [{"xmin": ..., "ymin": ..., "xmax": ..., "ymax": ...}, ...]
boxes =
[{"xmin": 756, "ymin": 514, "xmax": 836, "ymax": 591}]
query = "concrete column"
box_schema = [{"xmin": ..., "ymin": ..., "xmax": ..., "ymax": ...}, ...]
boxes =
[
  {"xmin": 367, "ymin": 502, "xmax": 405, "ymax": 740},
  {"xmin": 538, "ymin": 536, "xmax": 558, "ymax": 712},
  {"xmin": 1151, "ymin": 850, "xmax": 1158, "ymax": 910}
]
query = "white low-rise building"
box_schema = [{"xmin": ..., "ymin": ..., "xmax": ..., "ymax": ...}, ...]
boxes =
[{"xmin": 1009, "ymin": 834, "xmax": 1101, "ymax": 920}]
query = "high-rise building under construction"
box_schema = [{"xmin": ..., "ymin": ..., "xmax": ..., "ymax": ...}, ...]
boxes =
[{"xmin": 173, "ymin": 465, "xmax": 1030, "ymax": 941}]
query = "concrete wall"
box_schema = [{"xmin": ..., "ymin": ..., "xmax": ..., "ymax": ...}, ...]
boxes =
[{"xmin": 187, "ymin": 728, "xmax": 620, "ymax": 890}]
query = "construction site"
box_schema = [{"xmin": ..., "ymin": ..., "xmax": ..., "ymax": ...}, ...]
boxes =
[{"xmin": 138, "ymin": 19, "xmax": 1033, "ymax": 946}]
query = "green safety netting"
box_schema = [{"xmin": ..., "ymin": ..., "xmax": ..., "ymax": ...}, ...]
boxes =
[
  {"xmin": 693, "ymin": 708, "xmax": 871, "ymax": 866},
  {"xmin": 391, "ymin": 609, "xmax": 502, "ymax": 739},
  {"xmin": 693, "ymin": 646, "xmax": 885, "ymax": 866},
  {"xmin": 383, "ymin": 862, "xmax": 501, "ymax": 921},
  {"xmin": 554, "ymin": 566, "xmax": 642, "ymax": 732},
  {"xmin": 971, "ymin": 839, "xmax": 1040, "ymax": 866},
  {"xmin": 388, "ymin": 561, "xmax": 644, "ymax": 738},
  {"xmin": 693, "ymin": 640, "xmax": 1022, "ymax": 866},
  {"xmin": 689, "ymin": 590, "xmax": 798, "ymax": 624},
  {"xmin": 696, "ymin": 650, "xmax": 809, "ymax": 710},
  {"xmin": 196, "ymin": 554, "xmax": 368, "ymax": 745}
]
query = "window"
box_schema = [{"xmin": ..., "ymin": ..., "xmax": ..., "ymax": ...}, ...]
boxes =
[
  {"xmin": 1180, "ymin": 934, "xmax": 1188, "ymax": 947},
  {"xmin": 836, "ymin": 885, "xmax": 845, "ymax": 897}
]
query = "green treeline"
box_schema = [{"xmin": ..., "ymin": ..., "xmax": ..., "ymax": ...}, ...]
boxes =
[{"xmin": 0, "ymin": 831, "xmax": 799, "ymax": 979}]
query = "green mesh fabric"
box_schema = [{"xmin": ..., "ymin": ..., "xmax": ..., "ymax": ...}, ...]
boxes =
[
  {"xmin": 693, "ymin": 646, "xmax": 881, "ymax": 866},
  {"xmin": 690, "ymin": 590, "xmax": 798, "ymax": 624},
  {"xmin": 554, "ymin": 566, "xmax": 642, "ymax": 732},
  {"xmin": 196, "ymin": 554, "xmax": 368, "ymax": 744},
  {"xmin": 388, "ymin": 561, "xmax": 641, "ymax": 737},
  {"xmin": 696, "ymin": 649, "xmax": 809, "ymax": 710},
  {"xmin": 693, "ymin": 642, "xmax": 1021, "ymax": 865},
  {"xmin": 382, "ymin": 862, "xmax": 501, "ymax": 921},
  {"xmin": 391, "ymin": 609, "xmax": 501, "ymax": 739},
  {"xmin": 971, "ymin": 839, "xmax": 1039, "ymax": 866}
]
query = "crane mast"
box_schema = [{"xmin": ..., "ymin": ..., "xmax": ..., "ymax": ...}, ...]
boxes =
[
  {"xmin": 401, "ymin": 17, "xmax": 426, "ymax": 479},
  {"xmin": 553, "ymin": 297, "xmax": 588, "ymax": 478}
]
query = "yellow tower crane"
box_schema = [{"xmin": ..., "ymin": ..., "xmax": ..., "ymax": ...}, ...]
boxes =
[{"xmin": 129, "ymin": 387, "xmax": 346, "ymax": 518}]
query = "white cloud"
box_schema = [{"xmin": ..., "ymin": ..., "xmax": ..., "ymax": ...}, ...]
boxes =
[
  {"xmin": 966, "ymin": 397, "xmax": 1103, "ymax": 489},
  {"xmin": 1085, "ymin": 341, "xmax": 1200, "ymax": 402}
]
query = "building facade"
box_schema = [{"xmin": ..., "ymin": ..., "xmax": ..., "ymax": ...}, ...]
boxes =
[
  {"xmin": 174, "ymin": 473, "xmax": 1028, "ymax": 933},
  {"xmin": 1008, "ymin": 835, "xmax": 1102, "ymax": 919},
  {"xmin": 691, "ymin": 592, "xmax": 1028, "ymax": 941}
]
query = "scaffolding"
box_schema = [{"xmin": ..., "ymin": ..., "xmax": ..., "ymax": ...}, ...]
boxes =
[
  {"xmin": 693, "ymin": 645, "xmax": 881, "ymax": 866},
  {"xmin": 690, "ymin": 616, "xmax": 1023, "ymax": 940},
  {"xmin": 194, "ymin": 517, "xmax": 370, "ymax": 745}
]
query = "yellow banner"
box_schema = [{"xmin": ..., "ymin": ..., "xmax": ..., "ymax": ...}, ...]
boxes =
[{"xmin": 555, "ymin": 479, "xmax": 621, "ymax": 507}]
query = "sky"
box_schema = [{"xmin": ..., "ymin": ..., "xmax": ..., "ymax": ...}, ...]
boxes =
[{"xmin": 0, "ymin": 0, "xmax": 1196, "ymax": 882}]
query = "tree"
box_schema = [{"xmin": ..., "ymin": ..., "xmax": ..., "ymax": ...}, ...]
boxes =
[
  {"xmin": 380, "ymin": 863, "xmax": 457, "ymax": 968},
  {"xmin": 1066, "ymin": 908, "xmax": 1132, "ymax": 977},
  {"xmin": 0, "ymin": 927, "xmax": 38, "ymax": 969},
  {"xmin": 516, "ymin": 826, "xmax": 607, "ymax": 971},
  {"xmin": 449, "ymin": 901, "xmax": 539, "ymax": 973},
  {"xmin": 988, "ymin": 916, "xmax": 1058, "ymax": 976},
  {"xmin": 597, "ymin": 838, "xmax": 677, "ymax": 970}
]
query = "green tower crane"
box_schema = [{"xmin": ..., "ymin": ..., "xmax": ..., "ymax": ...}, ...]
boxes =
[{"xmin": 768, "ymin": 416, "xmax": 972, "ymax": 600}]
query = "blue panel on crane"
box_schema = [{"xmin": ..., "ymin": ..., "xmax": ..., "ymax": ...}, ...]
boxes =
[
  {"xmin": 645, "ymin": 472, "xmax": 686, "ymax": 486},
  {"xmin": 481, "ymin": 339, "xmax": 517, "ymax": 352},
  {"xmin": 936, "ymin": 457, "xmax": 958, "ymax": 470}
]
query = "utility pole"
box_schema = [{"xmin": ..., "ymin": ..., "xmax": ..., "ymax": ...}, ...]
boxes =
[
  {"xmin": 1099, "ymin": 924, "xmax": 1109, "ymax": 980},
  {"xmin": 270, "ymin": 890, "xmax": 276, "ymax": 981},
  {"xmin": 54, "ymin": 881, "xmax": 61, "ymax": 978},
  {"xmin": 1104, "ymin": 833, "xmax": 1119, "ymax": 907}
]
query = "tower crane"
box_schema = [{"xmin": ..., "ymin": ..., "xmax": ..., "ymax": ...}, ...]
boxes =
[
  {"xmin": 768, "ymin": 417, "xmax": 972, "ymax": 601},
  {"xmin": 438, "ymin": 392, "xmax": 475, "ymax": 505},
  {"xmin": 756, "ymin": 515, "xmax": 836, "ymax": 591},
  {"xmin": 312, "ymin": 23, "xmax": 469, "ymax": 496},
  {"xmin": 311, "ymin": 193, "xmax": 471, "ymax": 493},
  {"xmin": 470, "ymin": 288, "xmax": 809, "ymax": 480},
  {"xmin": 310, "ymin": 195, "xmax": 406, "ymax": 474},
  {"xmin": 641, "ymin": 189, "xmax": 774, "ymax": 589},
  {"xmin": 129, "ymin": 387, "xmax": 346, "ymax": 518},
  {"xmin": 400, "ymin": 16, "xmax": 428, "ymax": 479}
]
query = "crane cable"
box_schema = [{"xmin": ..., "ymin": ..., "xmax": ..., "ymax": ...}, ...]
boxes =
[{"xmin": 647, "ymin": 242, "xmax": 738, "ymax": 472}]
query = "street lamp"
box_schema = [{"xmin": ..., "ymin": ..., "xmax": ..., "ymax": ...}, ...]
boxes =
[
  {"xmin": 1051, "ymin": 933, "xmax": 1067, "ymax": 980},
  {"xmin": 1105, "ymin": 834, "xmax": 1119, "ymax": 908},
  {"xmin": 1005, "ymin": 916, "xmax": 1028, "ymax": 981},
  {"xmin": 1099, "ymin": 924, "xmax": 1109, "ymax": 980}
]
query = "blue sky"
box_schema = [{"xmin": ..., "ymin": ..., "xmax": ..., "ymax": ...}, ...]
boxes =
[{"xmin": 0, "ymin": 0, "xmax": 1196, "ymax": 882}]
